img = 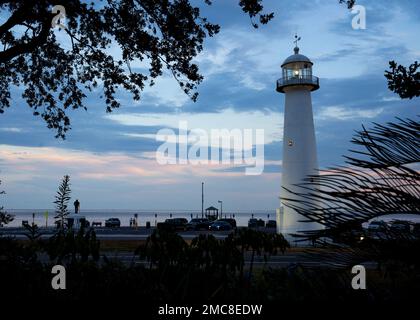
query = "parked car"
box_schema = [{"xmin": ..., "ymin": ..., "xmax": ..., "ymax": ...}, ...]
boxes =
[
  {"xmin": 54, "ymin": 215, "xmax": 90, "ymax": 229},
  {"xmin": 157, "ymin": 218, "xmax": 188, "ymax": 232},
  {"xmin": 248, "ymin": 218, "xmax": 258, "ymax": 228},
  {"xmin": 413, "ymin": 223, "xmax": 420, "ymax": 238},
  {"xmin": 266, "ymin": 220, "xmax": 277, "ymax": 228},
  {"xmin": 367, "ymin": 220, "xmax": 388, "ymax": 232},
  {"xmin": 217, "ymin": 218, "xmax": 237, "ymax": 228},
  {"xmin": 105, "ymin": 218, "xmax": 121, "ymax": 228},
  {"xmin": 209, "ymin": 221, "xmax": 232, "ymax": 231},
  {"xmin": 186, "ymin": 218, "xmax": 211, "ymax": 230},
  {"xmin": 248, "ymin": 218, "xmax": 264, "ymax": 228},
  {"xmin": 67, "ymin": 215, "xmax": 90, "ymax": 229},
  {"xmin": 390, "ymin": 220, "xmax": 412, "ymax": 233}
]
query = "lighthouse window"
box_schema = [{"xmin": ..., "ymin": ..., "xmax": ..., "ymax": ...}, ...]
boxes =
[{"xmin": 288, "ymin": 140, "xmax": 293, "ymax": 146}]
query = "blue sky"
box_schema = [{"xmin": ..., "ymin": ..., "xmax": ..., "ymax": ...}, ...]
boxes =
[{"xmin": 0, "ymin": 0, "xmax": 419, "ymax": 211}]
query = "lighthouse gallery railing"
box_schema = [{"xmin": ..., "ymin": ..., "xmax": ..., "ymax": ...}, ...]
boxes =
[{"xmin": 277, "ymin": 75, "xmax": 319, "ymax": 89}]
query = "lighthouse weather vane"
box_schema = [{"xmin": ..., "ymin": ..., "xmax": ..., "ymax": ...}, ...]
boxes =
[{"xmin": 294, "ymin": 34, "xmax": 301, "ymax": 47}]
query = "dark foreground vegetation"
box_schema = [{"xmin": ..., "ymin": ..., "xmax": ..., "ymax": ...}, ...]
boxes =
[{"xmin": 1, "ymin": 226, "xmax": 420, "ymax": 303}]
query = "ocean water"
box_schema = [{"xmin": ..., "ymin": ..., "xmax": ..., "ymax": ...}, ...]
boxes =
[{"xmin": 3, "ymin": 209, "xmax": 276, "ymax": 228}]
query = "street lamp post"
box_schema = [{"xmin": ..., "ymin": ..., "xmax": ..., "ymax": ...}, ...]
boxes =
[
  {"xmin": 218, "ymin": 200, "xmax": 223, "ymax": 219},
  {"xmin": 134, "ymin": 213, "xmax": 138, "ymax": 229},
  {"xmin": 201, "ymin": 182, "xmax": 204, "ymax": 218}
]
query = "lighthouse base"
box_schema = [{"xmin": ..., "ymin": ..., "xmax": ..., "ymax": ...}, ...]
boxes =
[{"xmin": 276, "ymin": 206, "xmax": 323, "ymax": 235}]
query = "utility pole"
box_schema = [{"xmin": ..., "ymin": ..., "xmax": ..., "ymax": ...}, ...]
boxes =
[{"xmin": 201, "ymin": 182, "xmax": 204, "ymax": 218}]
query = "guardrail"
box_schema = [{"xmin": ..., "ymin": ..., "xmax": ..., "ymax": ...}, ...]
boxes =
[{"xmin": 277, "ymin": 75, "xmax": 319, "ymax": 91}]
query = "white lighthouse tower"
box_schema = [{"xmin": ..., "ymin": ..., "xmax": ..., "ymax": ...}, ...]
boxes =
[{"xmin": 276, "ymin": 36, "xmax": 320, "ymax": 234}]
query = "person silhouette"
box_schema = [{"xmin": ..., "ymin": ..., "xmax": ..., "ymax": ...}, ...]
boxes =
[{"xmin": 74, "ymin": 199, "xmax": 80, "ymax": 213}]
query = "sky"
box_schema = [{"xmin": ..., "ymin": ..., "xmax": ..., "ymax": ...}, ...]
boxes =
[{"xmin": 0, "ymin": 0, "xmax": 419, "ymax": 211}]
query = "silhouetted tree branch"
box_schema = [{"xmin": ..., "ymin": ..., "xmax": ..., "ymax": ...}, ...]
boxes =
[
  {"xmin": 0, "ymin": 0, "xmax": 275, "ymax": 138},
  {"xmin": 0, "ymin": 179, "xmax": 14, "ymax": 227},
  {"xmin": 385, "ymin": 61, "xmax": 420, "ymax": 99}
]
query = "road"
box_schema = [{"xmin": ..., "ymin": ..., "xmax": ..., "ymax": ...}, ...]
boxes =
[
  {"xmin": 106, "ymin": 251, "xmax": 327, "ymax": 268},
  {"xmin": 1, "ymin": 226, "xmax": 377, "ymax": 268},
  {"xmin": 102, "ymin": 250, "xmax": 377, "ymax": 269},
  {"xmin": 0, "ymin": 226, "xmax": 274, "ymax": 241}
]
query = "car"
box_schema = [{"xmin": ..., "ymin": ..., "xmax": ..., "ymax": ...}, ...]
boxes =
[
  {"xmin": 105, "ymin": 218, "xmax": 121, "ymax": 228},
  {"xmin": 54, "ymin": 215, "xmax": 90, "ymax": 229},
  {"xmin": 217, "ymin": 218, "xmax": 237, "ymax": 228},
  {"xmin": 157, "ymin": 218, "xmax": 188, "ymax": 232},
  {"xmin": 367, "ymin": 220, "xmax": 388, "ymax": 232},
  {"xmin": 186, "ymin": 218, "xmax": 211, "ymax": 230},
  {"xmin": 390, "ymin": 220, "xmax": 412, "ymax": 233},
  {"xmin": 266, "ymin": 220, "xmax": 277, "ymax": 228},
  {"xmin": 209, "ymin": 221, "xmax": 232, "ymax": 231},
  {"xmin": 413, "ymin": 223, "xmax": 420, "ymax": 238},
  {"xmin": 248, "ymin": 218, "xmax": 258, "ymax": 228}
]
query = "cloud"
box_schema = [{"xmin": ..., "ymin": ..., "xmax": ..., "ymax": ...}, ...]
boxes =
[
  {"xmin": 381, "ymin": 96, "xmax": 401, "ymax": 102},
  {"xmin": 239, "ymin": 75, "xmax": 267, "ymax": 91},
  {"xmin": 0, "ymin": 143, "xmax": 271, "ymax": 182},
  {"xmin": 141, "ymin": 73, "xmax": 191, "ymax": 108},
  {"xmin": 314, "ymin": 47, "xmax": 360, "ymax": 63},
  {"xmin": 316, "ymin": 105, "xmax": 384, "ymax": 121},
  {"xmin": 105, "ymin": 108, "xmax": 283, "ymax": 145},
  {"xmin": 0, "ymin": 127, "xmax": 23, "ymax": 133},
  {"xmin": 0, "ymin": 144, "xmax": 281, "ymax": 209}
]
